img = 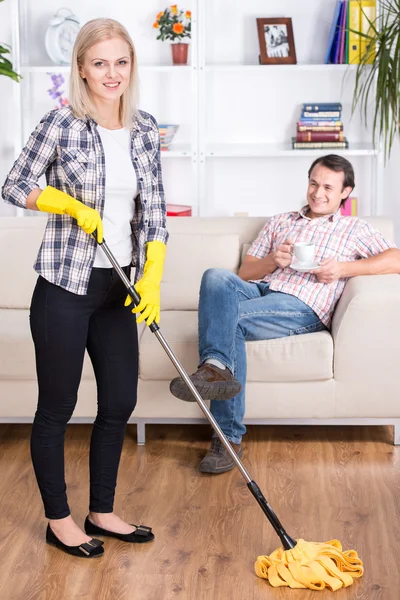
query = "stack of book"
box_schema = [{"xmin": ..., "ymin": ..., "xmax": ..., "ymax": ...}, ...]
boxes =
[
  {"xmin": 292, "ymin": 103, "xmax": 348, "ymax": 150},
  {"xmin": 158, "ymin": 124, "xmax": 179, "ymax": 151},
  {"xmin": 324, "ymin": 0, "xmax": 376, "ymax": 65}
]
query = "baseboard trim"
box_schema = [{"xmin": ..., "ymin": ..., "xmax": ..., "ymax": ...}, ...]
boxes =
[{"xmin": 1, "ymin": 417, "xmax": 399, "ymax": 446}]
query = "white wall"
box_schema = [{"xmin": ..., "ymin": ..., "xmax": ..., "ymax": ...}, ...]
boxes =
[
  {"xmin": 1, "ymin": 0, "xmax": 400, "ymax": 243},
  {"xmin": 0, "ymin": 0, "xmax": 16, "ymax": 216}
]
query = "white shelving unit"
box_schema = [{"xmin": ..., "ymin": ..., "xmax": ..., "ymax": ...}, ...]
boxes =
[
  {"xmin": 197, "ymin": 0, "xmax": 383, "ymax": 217},
  {"xmin": 24, "ymin": 65, "xmax": 192, "ymax": 73},
  {"xmin": 10, "ymin": 0, "xmax": 383, "ymax": 217},
  {"xmin": 205, "ymin": 64, "xmax": 360, "ymax": 72},
  {"xmin": 206, "ymin": 143, "xmax": 379, "ymax": 158}
]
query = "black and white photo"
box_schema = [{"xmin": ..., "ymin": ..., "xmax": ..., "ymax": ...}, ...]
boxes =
[{"xmin": 264, "ymin": 24, "xmax": 289, "ymax": 58}]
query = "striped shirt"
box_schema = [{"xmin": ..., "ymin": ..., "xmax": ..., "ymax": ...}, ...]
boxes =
[
  {"xmin": 2, "ymin": 106, "xmax": 168, "ymax": 295},
  {"xmin": 247, "ymin": 207, "xmax": 396, "ymax": 326}
]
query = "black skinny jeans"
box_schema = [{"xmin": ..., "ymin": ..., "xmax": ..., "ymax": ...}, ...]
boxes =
[{"xmin": 29, "ymin": 267, "xmax": 138, "ymax": 519}]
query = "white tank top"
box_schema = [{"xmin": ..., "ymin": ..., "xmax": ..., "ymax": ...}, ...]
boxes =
[{"xmin": 93, "ymin": 125, "xmax": 138, "ymax": 268}]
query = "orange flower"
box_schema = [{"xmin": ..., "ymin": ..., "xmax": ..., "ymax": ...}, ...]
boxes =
[
  {"xmin": 172, "ymin": 23, "xmax": 184, "ymax": 34},
  {"xmin": 156, "ymin": 11, "xmax": 164, "ymax": 20},
  {"xmin": 170, "ymin": 4, "xmax": 178, "ymax": 14},
  {"xmin": 153, "ymin": 21, "xmax": 159, "ymax": 29},
  {"xmin": 185, "ymin": 10, "xmax": 191, "ymax": 18}
]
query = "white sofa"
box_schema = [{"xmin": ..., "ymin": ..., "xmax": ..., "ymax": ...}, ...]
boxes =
[{"xmin": 1, "ymin": 215, "xmax": 400, "ymax": 445}]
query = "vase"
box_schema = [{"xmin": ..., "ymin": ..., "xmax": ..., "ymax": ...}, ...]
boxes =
[{"xmin": 171, "ymin": 43, "xmax": 189, "ymax": 65}]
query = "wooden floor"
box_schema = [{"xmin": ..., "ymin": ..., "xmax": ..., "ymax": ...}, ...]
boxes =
[{"xmin": 0, "ymin": 423, "xmax": 399, "ymax": 600}]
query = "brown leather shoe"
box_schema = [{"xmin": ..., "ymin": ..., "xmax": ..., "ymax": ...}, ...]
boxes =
[
  {"xmin": 199, "ymin": 438, "xmax": 243, "ymax": 474},
  {"xmin": 169, "ymin": 363, "xmax": 242, "ymax": 402}
]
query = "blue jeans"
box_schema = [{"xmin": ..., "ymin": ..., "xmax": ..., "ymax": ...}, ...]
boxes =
[{"xmin": 198, "ymin": 268, "xmax": 327, "ymax": 444}]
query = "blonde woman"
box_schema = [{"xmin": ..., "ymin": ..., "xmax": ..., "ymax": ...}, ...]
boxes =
[{"xmin": 2, "ymin": 18, "xmax": 168, "ymax": 557}]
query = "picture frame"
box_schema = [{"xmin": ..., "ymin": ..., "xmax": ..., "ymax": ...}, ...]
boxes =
[{"xmin": 256, "ymin": 18, "xmax": 297, "ymax": 65}]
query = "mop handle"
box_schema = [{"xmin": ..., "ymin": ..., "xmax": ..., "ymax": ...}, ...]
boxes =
[
  {"xmin": 96, "ymin": 236, "xmax": 159, "ymax": 333},
  {"xmin": 97, "ymin": 236, "xmax": 296, "ymax": 550}
]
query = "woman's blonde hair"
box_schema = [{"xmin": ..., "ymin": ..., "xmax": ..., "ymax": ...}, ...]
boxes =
[{"xmin": 69, "ymin": 18, "xmax": 139, "ymax": 128}]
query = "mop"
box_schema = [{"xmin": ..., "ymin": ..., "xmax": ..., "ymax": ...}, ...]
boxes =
[{"xmin": 98, "ymin": 237, "xmax": 364, "ymax": 591}]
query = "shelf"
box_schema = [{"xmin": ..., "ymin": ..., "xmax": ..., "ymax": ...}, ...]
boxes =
[
  {"xmin": 160, "ymin": 145, "xmax": 192, "ymax": 157},
  {"xmin": 139, "ymin": 66, "xmax": 191, "ymax": 73},
  {"xmin": 24, "ymin": 64, "xmax": 358, "ymax": 74},
  {"xmin": 205, "ymin": 143, "xmax": 379, "ymax": 158},
  {"xmin": 22, "ymin": 65, "xmax": 191, "ymax": 74},
  {"xmin": 20, "ymin": 66, "xmax": 70, "ymax": 73},
  {"xmin": 205, "ymin": 64, "xmax": 362, "ymax": 73}
]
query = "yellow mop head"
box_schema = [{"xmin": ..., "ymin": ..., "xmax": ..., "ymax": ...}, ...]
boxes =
[{"xmin": 255, "ymin": 538, "xmax": 363, "ymax": 591}]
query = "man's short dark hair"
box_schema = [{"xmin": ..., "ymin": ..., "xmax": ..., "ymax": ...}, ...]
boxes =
[{"xmin": 308, "ymin": 154, "xmax": 355, "ymax": 206}]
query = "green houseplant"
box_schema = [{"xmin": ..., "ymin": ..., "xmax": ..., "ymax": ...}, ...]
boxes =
[
  {"xmin": 351, "ymin": 0, "xmax": 400, "ymax": 159},
  {"xmin": 0, "ymin": 0, "xmax": 21, "ymax": 81}
]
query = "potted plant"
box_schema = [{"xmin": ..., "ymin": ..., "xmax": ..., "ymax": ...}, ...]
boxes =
[
  {"xmin": 0, "ymin": 0, "xmax": 21, "ymax": 81},
  {"xmin": 153, "ymin": 5, "xmax": 191, "ymax": 65},
  {"xmin": 351, "ymin": 0, "xmax": 400, "ymax": 160}
]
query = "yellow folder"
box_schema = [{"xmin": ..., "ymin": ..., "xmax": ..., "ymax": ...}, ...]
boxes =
[
  {"xmin": 348, "ymin": 1, "xmax": 376, "ymax": 64},
  {"xmin": 348, "ymin": 1, "xmax": 361, "ymax": 64},
  {"xmin": 360, "ymin": 0, "xmax": 376, "ymax": 63}
]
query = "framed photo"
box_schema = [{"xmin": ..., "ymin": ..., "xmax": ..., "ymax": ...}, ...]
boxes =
[{"xmin": 256, "ymin": 18, "xmax": 297, "ymax": 65}]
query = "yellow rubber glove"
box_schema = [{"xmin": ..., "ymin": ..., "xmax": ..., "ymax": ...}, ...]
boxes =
[
  {"xmin": 125, "ymin": 240, "xmax": 167, "ymax": 326},
  {"xmin": 36, "ymin": 186, "xmax": 103, "ymax": 243}
]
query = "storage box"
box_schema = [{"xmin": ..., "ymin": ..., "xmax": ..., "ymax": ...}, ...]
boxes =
[{"xmin": 166, "ymin": 204, "xmax": 192, "ymax": 216}]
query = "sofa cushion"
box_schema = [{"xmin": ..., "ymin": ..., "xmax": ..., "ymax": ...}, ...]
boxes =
[
  {"xmin": 139, "ymin": 311, "xmax": 333, "ymax": 382},
  {"xmin": 161, "ymin": 234, "xmax": 240, "ymax": 310},
  {"xmin": 246, "ymin": 331, "xmax": 333, "ymax": 381},
  {"xmin": 241, "ymin": 243, "xmax": 251, "ymax": 263},
  {"xmin": 0, "ymin": 308, "xmax": 94, "ymax": 381},
  {"xmin": 0, "ymin": 226, "xmax": 45, "ymax": 309},
  {"xmin": 139, "ymin": 311, "xmax": 199, "ymax": 380}
]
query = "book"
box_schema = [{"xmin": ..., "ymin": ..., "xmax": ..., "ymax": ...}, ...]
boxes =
[
  {"xmin": 340, "ymin": 196, "xmax": 358, "ymax": 216},
  {"xmin": 332, "ymin": 1, "xmax": 345, "ymax": 63},
  {"xmin": 296, "ymin": 132, "xmax": 344, "ymax": 142},
  {"xmin": 292, "ymin": 137, "xmax": 349, "ymax": 149},
  {"xmin": 302, "ymin": 103, "xmax": 342, "ymax": 111},
  {"xmin": 339, "ymin": 1, "xmax": 348, "ymax": 63},
  {"xmin": 298, "ymin": 125, "xmax": 343, "ymax": 132},
  {"xmin": 345, "ymin": 0, "xmax": 350, "ymax": 62},
  {"xmin": 324, "ymin": 1, "xmax": 343, "ymax": 63},
  {"xmin": 301, "ymin": 111, "xmax": 341, "ymax": 119},
  {"xmin": 298, "ymin": 120, "xmax": 344, "ymax": 128},
  {"xmin": 360, "ymin": 0, "xmax": 376, "ymax": 64}
]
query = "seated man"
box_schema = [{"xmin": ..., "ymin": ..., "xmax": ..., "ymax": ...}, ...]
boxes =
[{"xmin": 169, "ymin": 154, "xmax": 400, "ymax": 474}]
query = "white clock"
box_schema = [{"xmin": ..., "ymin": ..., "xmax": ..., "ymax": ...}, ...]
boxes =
[{"xmin": 45, "ymin": 8, "xmax": 80, "ymax": 66}]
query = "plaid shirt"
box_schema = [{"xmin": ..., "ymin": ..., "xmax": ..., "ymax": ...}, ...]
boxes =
[
  {"xmin": 247, "ymin": 207, "xmax": 396, "ymax": 326},
  {"xmin": 2, "ymin": 106, "xmax": 168, "ymax": 294}
]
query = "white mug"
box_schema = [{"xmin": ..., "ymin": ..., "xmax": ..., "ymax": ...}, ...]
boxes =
[{"xmin": 293, "ymin": 242, "xmax": 315, "ymax": 265}]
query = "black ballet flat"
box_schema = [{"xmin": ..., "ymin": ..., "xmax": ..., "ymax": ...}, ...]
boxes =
[
  {"xmin": 46, "ymin": 524, "xmax": 104, "ymax": 558},
  {"xmin": 84, "ymin": 516, "xmax": 155, "ymax": 544}
]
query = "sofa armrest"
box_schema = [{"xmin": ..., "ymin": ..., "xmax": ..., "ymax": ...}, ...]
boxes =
[{"xmin": 331, "ymin": 275, "xmax": 400, "ymax": 413}]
